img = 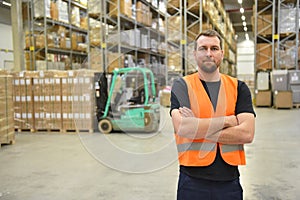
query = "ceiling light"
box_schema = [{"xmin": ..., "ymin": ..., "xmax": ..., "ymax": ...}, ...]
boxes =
[
  {"xmin": 3, "ymin": 1, "xmax": 11, "ymax": 7},
  {"xmin": 243, "ymin": 21, "xmax": 247, "ymax": 26},
  {"xmin": 241, "ymin": 15, "xmax": 246, "ymax": 21},
  {"xmin": 245, "ymin": 33, "xmax": 249, "ymax": 40},
  {"xmin": 238, "ymin": 0, "xmax": 243, "ymax": 4},
  {"xmin": 240, "ymin": 7, "xmax": 244, "ymax": 13},
  {"xmin": 244, "ymin": 26, "xmax": 248, "ymax": 31}
]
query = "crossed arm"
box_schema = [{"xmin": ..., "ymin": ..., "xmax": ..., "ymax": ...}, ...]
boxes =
[{"xmin": 171, "ymin": 107, "xmax": 255, "ymax": 144}]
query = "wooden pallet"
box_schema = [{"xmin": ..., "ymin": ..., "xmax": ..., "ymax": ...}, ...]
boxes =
[
  {"xmin": 15, "ymin": 128, "xmax": 35, "ymax": 133},
  {"xmin": 293, "ymin": 104, "xmax": 300, "ymax": 109},
  {"xmin": 15, "ymin": 128, "xmax": 93, "ymax": 134},
  {"xmin": 78, "ymin": 129, "xmax": 94, "ymax": 133},
  {"xmin": 88, "ymin": 12, "xmax": 104, "ymax": 19},
  {"xmin": 0, "ymin": 138, "xmax": 15, "ymax": 148},
  {"xmin": 62, "ymin": 129, "xmax": 94, "ymax": 133},
  {"xmin": 34, "ymin": 129, "xmax": 62, "ymax": 133},
  {"xmin": 273, "ymin": 105, "xmax": 292, "ymax": 109}
]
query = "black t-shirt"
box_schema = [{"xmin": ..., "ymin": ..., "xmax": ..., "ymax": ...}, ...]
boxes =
[{"xmin": 170, "ymin": 77, "xmax": 256, "ymax": 181}]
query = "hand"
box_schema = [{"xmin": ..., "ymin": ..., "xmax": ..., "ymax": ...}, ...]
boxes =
[
  {"xmin": 224, "ymin": 115, "xmax": 239, "ymax": 128},
  {"xmin": 179, "ymin": 107, "xmax": 195, "ymax": 117}
]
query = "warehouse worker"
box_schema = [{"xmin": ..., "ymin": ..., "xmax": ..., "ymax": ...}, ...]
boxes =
[{"xmin": 170, "ymin": 29, "xmax": 256, "ymax": 200}]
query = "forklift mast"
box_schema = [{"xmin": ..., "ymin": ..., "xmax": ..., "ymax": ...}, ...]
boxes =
[{"xmin": 95, "ymin": 72, "xmax": 108, "ymax": 120}]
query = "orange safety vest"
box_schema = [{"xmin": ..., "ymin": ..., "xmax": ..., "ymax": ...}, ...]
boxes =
[{"xmin": 175, "ymin": 73, "xmax": 245, "ymax": 166}]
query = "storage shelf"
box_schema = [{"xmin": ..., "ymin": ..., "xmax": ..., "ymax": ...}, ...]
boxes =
[
  {"xmin": 107, "ymin": 44, "xmax": 165, "ymax": 57},
  {"xmin": 23, "ymin": 0, "xmax": 89, "ymax": 70},
  {"xmin": 33, "ymin": 17, "xmax": 88, "ymax": 34}
]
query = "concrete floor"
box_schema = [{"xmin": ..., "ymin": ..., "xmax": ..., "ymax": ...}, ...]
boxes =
[{"xmin": 1, "ymin": 107, "xmax": 300, "ymax": 200}]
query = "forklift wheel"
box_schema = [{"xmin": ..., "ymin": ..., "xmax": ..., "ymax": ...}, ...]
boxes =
[{"xmin": 98, "ymin": 119, "xmax": 112, "ymax": 134}]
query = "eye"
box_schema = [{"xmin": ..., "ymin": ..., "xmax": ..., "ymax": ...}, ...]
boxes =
[
  {"xmin": 211, "ymin": 47, "xmax": 220, "ymax": 51},
  {"xmin": 198, "ymin": 47, "xmax": 207, "ymax": 51}
]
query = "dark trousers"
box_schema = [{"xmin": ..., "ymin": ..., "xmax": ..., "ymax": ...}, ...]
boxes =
[{"xmin": 177, "ymin": 172, "xmax": 243, "ymax": 200}]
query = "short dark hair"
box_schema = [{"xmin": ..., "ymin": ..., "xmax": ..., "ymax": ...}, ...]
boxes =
[{"xmin": 194, "ymin": 30, "xmax": 223, "ymax": 50}]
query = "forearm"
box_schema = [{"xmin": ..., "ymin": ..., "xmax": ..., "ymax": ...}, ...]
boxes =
[
  {"xmin": 172, "ymin": 108, "xmax": 238, "ymax": 139},
  {"xmin": 180, "ymin": 116, "xmax": 229, "ymax": 139},
  {"xmin": 208, "ymin": 113, "xmax": 255, "ymax": 144}
]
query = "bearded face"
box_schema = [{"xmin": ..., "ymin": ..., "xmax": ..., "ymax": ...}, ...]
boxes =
[{"xmin": 193, "ymin": 36, "xmax": 224, "ymax": 74}]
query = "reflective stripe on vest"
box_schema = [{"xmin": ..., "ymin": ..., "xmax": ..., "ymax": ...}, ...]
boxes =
[{"xmin": 175, "ymin": 73, "xmax": 245, "ymax": 166}]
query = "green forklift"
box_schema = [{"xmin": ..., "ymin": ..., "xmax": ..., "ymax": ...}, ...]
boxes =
[{"xmin": 95, "ymin": 67, "xmax": 160, "ymax": 134}]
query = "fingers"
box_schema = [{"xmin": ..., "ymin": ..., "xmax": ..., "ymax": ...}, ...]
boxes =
[{"xmin": 179, "ymin": 106, "xmax": 194, "ymax": 117}]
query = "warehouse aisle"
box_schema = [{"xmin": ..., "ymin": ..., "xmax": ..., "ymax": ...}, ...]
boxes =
[
  {"xmin": 1, "ymin": 107, "xmax": 300, "ymax": 200},
  {"xmin": 240, "ymin": 107, "xmax": 300, "ymax": 200}
]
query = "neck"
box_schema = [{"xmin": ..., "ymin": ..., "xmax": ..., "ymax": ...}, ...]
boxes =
[{"xmin": 198, "ymin": 70, "xmax": 221, "ymax": 82}]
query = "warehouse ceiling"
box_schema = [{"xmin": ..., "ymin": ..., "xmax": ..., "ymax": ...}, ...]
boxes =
[
  {"xmin": 0, "ymin": 0, "xmax": 254, "ymax": 42},
  {"xmin": 223, "ymin": 0, "xmax": 255, "ymax": 42},
  {"xmin": 0, "ymin": 0, "xmax": 11, "ymax": 25}
]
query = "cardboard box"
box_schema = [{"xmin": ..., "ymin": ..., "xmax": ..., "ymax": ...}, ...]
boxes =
[
  {"xmin": 256, "ymin": 14, "xmax": 272, "ymax": 35},
  {"xmin": 167, "ymin": 0, "xmax": 180, "ymax": 9},
  {"xmin": 34, "ymin": 0, "xmax": 51, "ymax": 18},
  {"xmin": 25, "ymin": 34, "xmax": 45, "ymax": 49},
  {"xmin": 0, "ymin": 75, "xmax": 15, "ymax": 145},
  {"xmin": 187, "ymin": 0, "xmax": 200, "ymax": 13},
  {"xmin": 256, "ymin": 43, "xmax": 272, "ymax": 70},
  {"xmin": 109, "ymin": 0, "xmax": 132, "ymax": 18},
  {"xmin": 255, "ymin": 90, "xmax": 272, "ymax": 107},
  {"xmin": 168, "ymin": 52, "xmax": 182, "ymax": 71},
  {"xmin": 273, "ymin": 90, "xmax": 293, "ymax": 108},
  {"xmin": 88, "ymin": 0, "xmax": 102, "ymax": 15},
  {"xmin": 160, "ymin": 90, "xmax": 171, "ymax": 107},
  {"xmin": 50, "ymin": 1, "xmax": 58, "ymax": 20},
  {"xmin": 107, "ymin": 52, "xmax": 124, "ymax": 73}
]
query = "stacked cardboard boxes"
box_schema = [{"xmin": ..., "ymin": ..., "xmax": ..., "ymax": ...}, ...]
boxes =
[
  {"xmin": 279, "ymin": 7, "xmax": 297, "ymax": 33},
  {"xmin": 12, "ymin": 70, "xmax": 95, "ymax": 132},
  {"xmin": 61, "ymin": 71, "xmax": 76, "ymax": 131},
  {"xmin": 32, "ymin": 0, "xmax": 86, "ymax": 27},
  {"xmin": 43, "ymin": 71, "xmax": 64, "ymax": 130},
  {"xmin": 272, "ymin": 71, "xmax": 293, "ymax": 109},
  {"xmin": 12, "ymin": 71, "xmax": 34, "ymax": 130},
  {"xmin": 32, "ymin": 71, "xmax": 47, "ymax": 130},
  {"xmin": 71, "ymin": 70, "xmax": 95, "ymax": 131},
  {"xmin": 167, "ymin": 16, "xmax": 182, "ymax": 42},
  {"xmin": 255, "ymin": 71, "xmax": 272, "ymax": 107},
  {"xmin": 89, "ymin": 25, "xmax": 102, "ymax": 46},
  {"xmin": 90, "ymin": 50, "xmax": 125, "ymax": 73},
  {"xmin": 275, "ymin": 41, "xmax": 297, "ymax": 70},
  {"xmin": 167, "ymin": 52, "xmax": 182, "ymax": 72},
  {"xmin": 0, "ymin": 71, "xmax": 14, "ymax": 146},
  {"xmin": 136, "ymin": 1, "xmax": 152, "ymax": 26}
]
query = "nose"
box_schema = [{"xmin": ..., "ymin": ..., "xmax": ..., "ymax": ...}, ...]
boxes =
[{"xmin": 205, "ymin": 49, "xmax": 213, "ymax": 56}]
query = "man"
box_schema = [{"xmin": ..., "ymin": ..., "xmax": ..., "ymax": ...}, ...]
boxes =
[{"xmin": 170, "ymin": 30, "xmax": 255, "ymax": 200}]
